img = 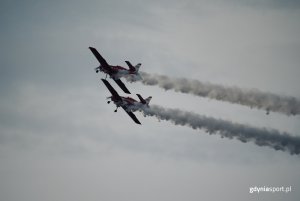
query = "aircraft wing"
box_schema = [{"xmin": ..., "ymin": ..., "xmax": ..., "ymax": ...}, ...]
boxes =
[
  {"xmin": 101, "ymin": 79, "xmax": 122, "ymax": 101},
  {"xmin": 122, "ymin": 106, "xmax": 141, "ymax": 124},
  {"xmin": 89, "ymin": 47, "xmax": 113, "ymax": 73},
  {"xmin": 114, "ymin": 79, "xmax": 131, "ymax": 94}
]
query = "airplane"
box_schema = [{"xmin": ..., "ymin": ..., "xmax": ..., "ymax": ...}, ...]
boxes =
[
  {"xmin": 89, "ymin": 47, "xmax": 142, "ymax": 94},
  {"xmin": 101, "ymin": 79, "xmax": 152, "ymax": 125}
]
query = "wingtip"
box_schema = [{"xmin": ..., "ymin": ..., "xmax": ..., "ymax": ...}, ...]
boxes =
[
  {"xmin": 124, "ymin": 88, "xmax": 131, "ymax": 94},
  {"xmin": 101, "ymin": 79, "xmax": 109, "ymax": 84}
]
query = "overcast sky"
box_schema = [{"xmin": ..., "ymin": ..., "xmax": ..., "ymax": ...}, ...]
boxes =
[{"xmin": 1, "ymin": 0, "xmax": 300, "ymax": 201}]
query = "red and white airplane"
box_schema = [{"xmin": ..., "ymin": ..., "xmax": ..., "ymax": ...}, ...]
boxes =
[
  {"xmin": 101, "ymin": 79, "xmax": 151, "ymax": 124},
  {"xmin": 89, "ymin": 47, "xmax": 142, "ymax": 94}
]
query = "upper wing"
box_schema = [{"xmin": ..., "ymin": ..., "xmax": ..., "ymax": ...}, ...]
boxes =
[
  {"xmin": 101, "ymin": 79, "xmax": 122, "ymax": 101},
  {"xmin": 122, "ymin": 106, "xmax": 141, "ymax": 124},
  {"xmin": 114, "ymin": 79, "xmax": 131, "ymax": 94},
  {"xmin": 89, "ymin": 47, "xmax": 112, "ymax": 72},
  {"xmin": 125, "ymin": 61, "xmax": 135, "ymax": 71}
]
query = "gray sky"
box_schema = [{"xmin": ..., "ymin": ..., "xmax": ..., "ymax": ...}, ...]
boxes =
[{"xmin": 1, "ymin": 0, "xmax": 300, "ymax": 201}]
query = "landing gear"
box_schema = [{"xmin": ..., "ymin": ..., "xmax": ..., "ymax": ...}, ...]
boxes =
[{"xmin": 114, "ymin": 106, "xmax": 119, "ymax": 112}]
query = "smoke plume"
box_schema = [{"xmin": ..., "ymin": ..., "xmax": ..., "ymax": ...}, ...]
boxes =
[
  {"xmin": 138, "ymin": 72, "xmax": 300, "ymax": 116},
  {"xmin": 141, "ymin": 105, "xmax": 300, "ymax": 155}
]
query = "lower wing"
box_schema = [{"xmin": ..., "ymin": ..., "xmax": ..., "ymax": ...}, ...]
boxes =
[
  {"xmin": 122, "ymin": 106, "xmax": 141, "ymax": 124},
  {"xmin": 114, "ymin": 79, "xmax": 131, "ymax": 94}
]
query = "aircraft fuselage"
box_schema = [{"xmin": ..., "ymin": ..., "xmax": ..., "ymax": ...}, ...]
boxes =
[
  {"xmin": 96, "ymin": 65, "xmax": 141, "ymax": 80},
  {"xmin": 109, "ymin": 96, "xmax": 145, "ymax": 112}
]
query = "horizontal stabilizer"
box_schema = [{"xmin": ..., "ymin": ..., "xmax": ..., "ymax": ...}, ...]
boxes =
[
  {"xmin": 136, "ymin": 94, "xmax": 146, "ymax": 104},
  {"xmin": 125, "ymin": 61, "xmax": 135, "ymax": 71}
]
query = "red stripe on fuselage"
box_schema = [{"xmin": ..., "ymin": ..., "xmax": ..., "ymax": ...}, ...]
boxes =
[
  {"xmin": 123, "ymin": 97, "xmax": 137, "ymax": 104},
  {"xmin": 111, "ymin": 65, "xmax": 127, "ymax": 71}
]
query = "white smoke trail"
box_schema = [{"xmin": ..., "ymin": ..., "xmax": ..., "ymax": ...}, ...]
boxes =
[
  {"xmin": 141, "ymin": 105, "xmax": 300, "ymax": 155},
  {"xmin": 138, "ymin": 72, "xmax": 300, "ymax": 116}
]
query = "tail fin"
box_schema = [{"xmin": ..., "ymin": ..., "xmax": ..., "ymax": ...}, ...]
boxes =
[
  {"xmin": 136, "ymin": 94, "xmax": 152, "ymax": 106},
  {"xmin": 144, "ymin": 96, "xmax": 152, "ymax": 105},
  {"xmin": 125, "ymin": 61, "xmax": 141, "ymax": 73},
  {"xmin": 134, "ymin": 63, "xmax": 141, "ymax": 72}
]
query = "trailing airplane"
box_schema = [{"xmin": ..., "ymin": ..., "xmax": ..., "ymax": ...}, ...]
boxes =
[
  {"xmin": 101, "ymin": 79, "xmax": 152, "ymax": 125},
  {"xmin": 89, "ymin": 47, "xmax": 142, "ymax": 94}
]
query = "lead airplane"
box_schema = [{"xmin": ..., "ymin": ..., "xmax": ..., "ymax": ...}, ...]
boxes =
[
  {"xmin": 101, "ymin": 79, "xmax": 152, "ymax": 125},
  {"xmin": 89, "ymin": 47, "xmax": 142, "ymax": 94}
]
